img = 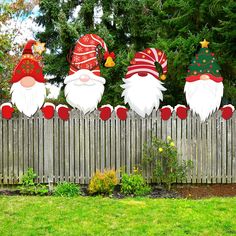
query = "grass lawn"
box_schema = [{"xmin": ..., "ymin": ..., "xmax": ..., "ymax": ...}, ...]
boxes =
[{"xmin": 0, "ymin": 196, "xmax": 235, "ymax": 236}]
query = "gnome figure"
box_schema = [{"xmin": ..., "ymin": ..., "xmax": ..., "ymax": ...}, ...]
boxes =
[
  {"xmin": 64, "ymin": 34, "xmax": 115, "ymax": 114},
  {"xmin": 184, "ymin": 39, "xmax": 224, "ymax": 121},
  {"xmin": 10, "ymin": 40, "xmax": 46, "ymax": 117},
  {"xmin": 121, "ymin": 48, "xmax": 168, "ymax": 118}
]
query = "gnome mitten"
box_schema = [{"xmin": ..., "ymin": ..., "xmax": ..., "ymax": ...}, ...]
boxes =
[
  {"xmin": 175, "ymin": 105, "xmax": 189, "ymax": 120},
  {"xmin": 115, "ymin": 105, "xmax": 128, "ymax": 121},
  {"xmin": 56, "ymin": 105, "xmax": 71, "ymax": 121},
  {"xmin": 0, "ymin": 103, "xmax": 14, "ymax": 120},
  {"xmin": 41, "ymin": 102, "xmax": 55, "ymax": 119},
  {"xmin": 220, "ymin": 105, "xmax": 235, "ymax": 120},
  {"xmin": 98, "ymin": 104, "xmax": 113, "ymax": 121},
  {"xmin": 160, "ymin": 105, "xmax": 173, "ymax": 120}
]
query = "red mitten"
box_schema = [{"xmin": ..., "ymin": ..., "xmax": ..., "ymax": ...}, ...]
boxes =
[
  {"xmin": 56, "ymin": 105, "xmax": 71, "ymax": 121},
  {"xmin": 160, "ymin": 105, "xmax": 173, "ymax": 120},
  {"xmin": 115, "ymin": 105, "xmax": 128, "ymax": 121},
  {"xmin": 0, "ymin": 103, "xmax": 14, "ymax": 120},
  {"xmin": 175, "ymin": 105, "xmax": 189, "ymax": 120},
  {"xmin": 41, "ymin": 102, "xmax": 55, "ymax": 119},
  {"xmin": 98, "ymin": 104, "xmax": 113, "ymax": 121},
  {"xmin": 220, "ymin": 105, "xmax": 235, "ymax": 120}
]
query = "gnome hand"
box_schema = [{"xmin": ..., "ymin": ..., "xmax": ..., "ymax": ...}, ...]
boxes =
[
  {"xmin": 220, "ymin": 105, "xmax": 235, "ymax": 120},
  {"xmin": 0, "ymin": 103, "xmax": 14, "ymax": 120},
  {"xmin": 175, "ymin": 105, "xmax": 189, "ymax": 120},
  {"xmin": 115, "ymin": 105, "xmax": 128, "ymax": 121},
  {"xmin": 160, "ymin": 105, "xmax": 173, "ymax": 120},
  {"xmin": 56, "ymin": 105, "xmax": 71, "ymax": 121},
  {"xmin": 41, "ymin": 102, "xmax": 55, "ymax": 119},
  {"xmin": 98, "ymin": 105, "xmax": 113, "ymax": 121}
]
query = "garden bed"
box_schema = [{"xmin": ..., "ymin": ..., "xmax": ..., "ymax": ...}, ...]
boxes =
[{"xmin": 1, "ymin": 184, "xmax": 236, "ymax": 199}]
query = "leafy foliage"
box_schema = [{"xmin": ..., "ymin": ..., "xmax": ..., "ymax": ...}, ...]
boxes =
[
  {"xmin": 121, "ymin": 169, "xmax": 151, "ymax": 196},
  {"xmin": 53, "ymin": 182, "xmax": 81, "ymax": 197},
  {"xmin": 143, "ymin": 136, "xmax": 193, "ymax": 190},
  {"xmin": 88, "ymin": 169, "xmax": 118, "ymax": 195},
  {"xmin": 19, "ymin": 168, "xmax": 48, "ymax": 196}
]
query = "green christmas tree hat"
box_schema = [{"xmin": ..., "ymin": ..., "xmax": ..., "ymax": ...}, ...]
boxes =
[{"xmin": 186, "ymin": 39, "xmax": 223, "ymax": 83}]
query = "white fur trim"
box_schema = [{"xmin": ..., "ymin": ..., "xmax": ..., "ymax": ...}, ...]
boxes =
[
  {"xmin": 0, "ymin": 102, "xmax": 13, "ymax": 110},
  {"xmin": 161, "ymin": 105, "xmax": 173, "ymax": 112},
  {"xmin": 174, "ymin": 104, "xmax": 187, "ymax": 111},
  {"xmin": 115, "ymin": 105, "xmax": 127, "ymax": 112},
  {"xmin": 56, "ymin": 104, "xmax": 68, "ymax": 112},
  {"xmin": 44, "ymin": 102, "xmax": 55, "ymax": 108},
  {"xmin": 222, "ymin": 104, "xmax": 235, "ymax": 111},
  {"xmin": 101, "ymin": 104, "xmax": 113, "ymax": 111}
]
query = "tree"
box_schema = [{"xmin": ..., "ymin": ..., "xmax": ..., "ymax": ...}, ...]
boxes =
[{"xmin": 36, "ymin": 0, "xmax": 236, "ymax": 107}]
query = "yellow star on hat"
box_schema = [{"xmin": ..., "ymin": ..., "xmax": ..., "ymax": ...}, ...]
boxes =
[
  {"xmin": 34, "ymin": 41, "xmax": 46, "ymax": 55},
  {"xmin": 200, "ymin": 39, "xmax": 209, "ymax": 48}
]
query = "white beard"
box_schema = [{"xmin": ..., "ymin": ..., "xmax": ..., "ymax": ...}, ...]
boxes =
[
  {"xmin": 184, "ymin": 80, "xmax": 223, "ymax": 121},
  {"xmin": 11, "ymin": 81, "xmax": 46, "ymax": 117},
  {"xmin": 121, "ymin": 73, "xmax": 166, "ymax": 117},
  {"xmin": 65, "ymin": 78, "xmax": 104, "ymax": 114}
]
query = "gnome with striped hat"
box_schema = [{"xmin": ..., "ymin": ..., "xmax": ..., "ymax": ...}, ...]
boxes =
[
  {"xmin": 121, "ymin": 48, "xmax": 168, "ymax": 118},
  {"xmin": 64, "ymin": 34, "xmax": 115, "ymax": 114}
]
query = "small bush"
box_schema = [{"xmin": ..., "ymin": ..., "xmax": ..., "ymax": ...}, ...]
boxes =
[
  {"xmin": 143, "ymin": 136, "xmax": 193, "ymax": 190},
  {"xmin": 88, "ymin": 170, "xmax": 118, "ymax": 195},
  {"xmin": 19, "ymin": 168, "xmax": 48, "ymax": 196},
  {"xmin": 121, "ymin": 169, "xmax": 151, "ymax": 196},
  {"xmin": 53, "ymin": 182, "xmax": 81, "ymax": 197}
]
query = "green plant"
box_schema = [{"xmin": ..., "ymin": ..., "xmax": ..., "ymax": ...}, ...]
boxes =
[
  {"xmin": 143, "ymin": 136, "xmax": 193, "ymax": 190},
  {"xmin": 53, "ymin": 182, "xmax": 81, "ymax": 197},
  {"xmin": 121, "ymin": 168, "xmax": 151, "ymax": 196},
  {"xmin": 19, "ymin": 168, "xmax": 48, "ymax": 196},
  {"xmin": 88, "ymin": 170, "xmax": 118, "ymax": 195}
]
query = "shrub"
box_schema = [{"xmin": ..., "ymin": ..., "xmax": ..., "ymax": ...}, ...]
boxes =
[
  {"xmin": 121, "ymin": 168, "xmax": 151, "ymax": 196},
  {"xmin": 88, "ymin": 170, "xmax": 118, "ymax": 195},
  {"xmin": 143, "ymin": 136, "xmax": 193, "ymax": 190},
  {"xmin": 19, "ymin": 168, "xmax": 48, "ymax": 196},
  {"xmin": 53, "ymin": 182, "xmax": 81, "ymax": 197}
]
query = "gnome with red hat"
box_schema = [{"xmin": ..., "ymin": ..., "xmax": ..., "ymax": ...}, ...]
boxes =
[
  {"xmin": 9, "ymin": 40, "xmax": 46, "ymax": 117},
  {"xmin": 121, "ymin": 48, "xmax": 168, "ymax": 118},
  {"xmin": 64, "ymin": 34, "xmax": 115, "ymax": 115}
]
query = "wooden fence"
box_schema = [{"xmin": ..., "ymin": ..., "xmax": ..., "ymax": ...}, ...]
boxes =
[{"xmin": 0, "ymin": 110, "xmax": 235, "ymax": 185}]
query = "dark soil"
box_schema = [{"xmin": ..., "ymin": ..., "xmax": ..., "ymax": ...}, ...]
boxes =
[
  {"xmin": 1, "ymin": 184, "xmax": 236, "ymax": 199},
  {"xmin": 175, "ymin": 184, "xmax": 236, "ymax": 199}
]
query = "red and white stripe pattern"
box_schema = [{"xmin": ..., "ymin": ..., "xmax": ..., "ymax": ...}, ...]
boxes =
[
  {"xmin": 69, "ymin": 34, "xmax": 109, "ymax": 77},
  {"xmin": 125, "ymin": 48, "xmax": 167, "ymax": 80}
]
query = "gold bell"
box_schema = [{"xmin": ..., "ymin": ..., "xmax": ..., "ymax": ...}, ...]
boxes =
[
  {"xmin": 105, "ymin": 56, "xmax": 115, "ymax": 68},
  {"xmin": 160, "ymin": 74, "xmax": 166, "ymax": 81}
]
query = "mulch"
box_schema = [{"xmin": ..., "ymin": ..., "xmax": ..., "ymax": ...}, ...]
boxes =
[{"xmin": 1, "ymin": 184, "xmax": 236, "ymax": 199}]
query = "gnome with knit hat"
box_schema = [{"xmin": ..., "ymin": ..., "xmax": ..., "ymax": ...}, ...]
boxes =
[
  {"xmin": 64, "ymin": 34, "xmax": 115, "ymax": 117},
  {"xmin": 121, "ymin": 48, "xmax": 169, "ymax": 118},
  {"xmin": 7, "ymin": 39, "xmax": 47, "ymax": 117}
]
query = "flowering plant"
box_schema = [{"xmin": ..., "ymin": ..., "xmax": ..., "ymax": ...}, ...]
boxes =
[{"xmin": 143, "ymin": 136, "xmax": 192, "ymax": 190}]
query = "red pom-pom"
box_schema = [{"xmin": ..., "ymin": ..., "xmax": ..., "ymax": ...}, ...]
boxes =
[
  {"xmin": 0, "ymin": 103, "xmax": 14, "ymax": 120},
  {"xmin": 41, "ymin": 103, "xmax": 55, "ymax": 119},
  {"xmin": 175, "ymin": 105, "xmax": 189, "ymax": 120},
  {"xmin": 56, "ymin": 105, "xmax": 71, "ymax": 121},
  {"xmin": 220, "ymin": 105, "xmax": 235, "ymax": 120},
  {"xmin": 160, "ymin": 106, "xmax": 173, "ymax": 120},
  {"xmin": 115, "ymin": 106, "xmax": 128, "ymax": 121},
  {"xmin": 98, "ymin": 105, "xmax": 113, "ymax": 121}
]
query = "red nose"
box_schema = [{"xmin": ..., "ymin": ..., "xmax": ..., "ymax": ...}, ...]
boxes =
[
  {"xmin": 138, "ymin": 72, "xmax": 148, "ymax": 77},
  {"xmin": 80, "ymin": 74, "xmax": 90, "ymax": 82}
]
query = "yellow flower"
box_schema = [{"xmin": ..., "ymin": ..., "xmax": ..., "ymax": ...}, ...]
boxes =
[
  {"xmin": 167, "ymin": 136, "xmax": 172, "ymax": 141},
  {"xmin": 159, "ymin": 147, "xmax": 163, "ymax": 152},
  {"xmin": 170, "ymin": 142, "xmax": 175, "ymax": 147}
]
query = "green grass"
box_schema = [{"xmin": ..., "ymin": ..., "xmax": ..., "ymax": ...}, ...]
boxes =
[{"xmin": 0, "ymin": 196, "xmax": 235, "ymax": 236}]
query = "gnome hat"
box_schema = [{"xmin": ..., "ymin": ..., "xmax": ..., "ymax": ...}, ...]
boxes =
[
  {"xmin": 125, "ymin": 48, "xmax": 168, "ymax": 80},
  {"xmin": 11, "ymin": 39, "xmax": 45, "ymax": 84},
  {"xmin": 67, "ymin": 34, "xmax": 115, "ymax": 78}
]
